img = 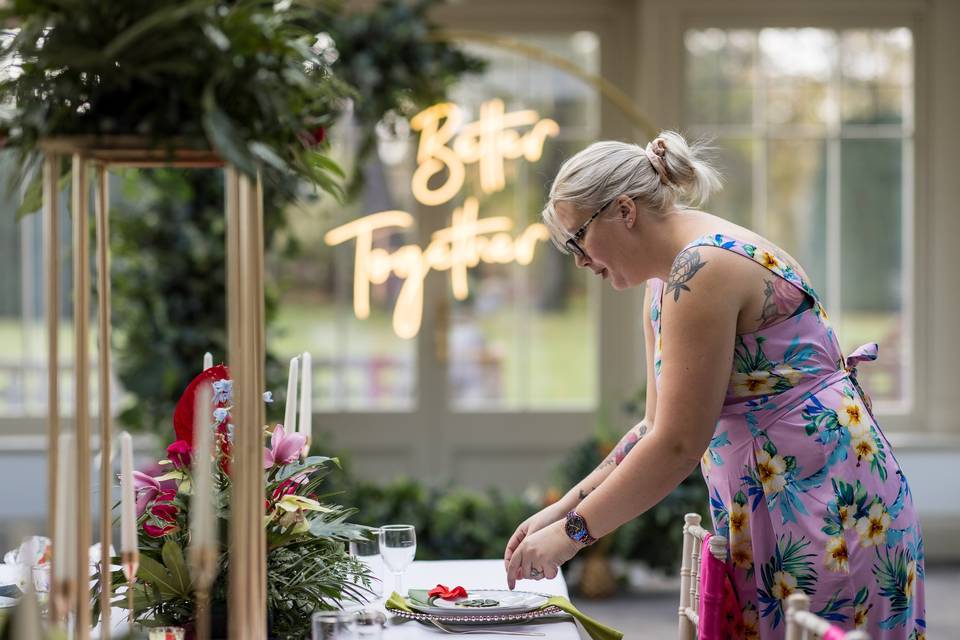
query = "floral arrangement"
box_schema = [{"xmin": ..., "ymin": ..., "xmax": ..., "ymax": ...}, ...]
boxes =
[
  {"xmin": 0, "ymin": 0, "xmax": 352, "ymax": 209},
  {"xmin": 94, "ymin": 365, "xmax": 373, "ymax": 640}
]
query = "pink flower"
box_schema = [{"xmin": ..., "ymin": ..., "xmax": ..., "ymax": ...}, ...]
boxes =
[
  {"xmin": 143, "ymin": 523, "xmax": 177, "ymax": 538},
  {"xmin": 263, "ymin": 425, "xmax": 306, "ymax": 469},
  {"xmin": 133, "ymin": 471, "xmax": 162, "ymax": 516},
  {"xmin": 166, "ymin": 440, "xmax": 193, "ymax": 468},
  {"xmin": 271, "ymin": 478, "xmax": 299, "ymax": 501},
  {"xmin": 151, "ymin": 503, "xmax": 179, "ymax": 523}
]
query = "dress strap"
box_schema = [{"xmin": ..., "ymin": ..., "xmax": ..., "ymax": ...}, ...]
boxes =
[{"xmin": 678, "ymin": 232, "xmax": 826, "ymax": 314}]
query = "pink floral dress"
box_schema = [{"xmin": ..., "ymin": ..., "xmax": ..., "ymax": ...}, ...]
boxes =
[{"xmin": 649, "ymin": 233, "xmax": 925, "ymax": 640}]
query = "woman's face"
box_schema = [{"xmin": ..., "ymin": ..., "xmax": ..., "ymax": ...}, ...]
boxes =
[{"xmin": 553, "ymin": 196, "xmax": 652, "ymax": 290}]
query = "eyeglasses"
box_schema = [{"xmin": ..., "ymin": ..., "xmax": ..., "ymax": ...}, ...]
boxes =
[{"xmin": 564, "ymin": 197, "xmax": 617, "ymax": 258}]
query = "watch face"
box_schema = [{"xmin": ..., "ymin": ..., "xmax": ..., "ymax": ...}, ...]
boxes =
[{"xmin": 565, "ymin": 512, "xmax": 589, "ymax": 542}]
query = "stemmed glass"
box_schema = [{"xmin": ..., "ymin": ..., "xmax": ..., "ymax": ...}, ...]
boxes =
[
  {"xmin": 378, "ymin": 525, "xmax": 416, "ymax": 596},
  {"xmin": 349, "ymin": 527, "xmax": 384, "ymax": 599}
]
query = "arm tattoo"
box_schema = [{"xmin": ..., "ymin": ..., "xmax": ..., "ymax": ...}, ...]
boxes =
[
  {"xmin": 757, "ymin": 277, "xmax": 807, "ymax": 329},
  {"xmin": 665, "ymin": 249, "xmax": 707, "ymax": 302},
  {"xmin": 757, "ymin": 279, "xmax": 781, "ymax": 329},
  {"xmin": 578, "ymin": 487, "xmax": 594, "ymax": 501},
  {"xmin": 604, "ymin": 423, "xmax": 648, "ymax": 467}
]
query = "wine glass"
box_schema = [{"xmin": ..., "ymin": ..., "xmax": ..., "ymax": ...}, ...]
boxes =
[
  {"xmin": 349, "ymin": 527, "xmax": 383, "ymax": 599},
  {"xmin": 378, "ymin": 524, "xmax": 416, "ymax": 596}
]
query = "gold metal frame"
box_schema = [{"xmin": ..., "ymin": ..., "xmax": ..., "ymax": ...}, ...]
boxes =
[{"xmin": 41, "ymin": 136, "xmax": 267, "ymax": 640}]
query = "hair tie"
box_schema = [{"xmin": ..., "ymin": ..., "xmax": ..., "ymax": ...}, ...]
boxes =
[{"xmin": 644, "ymin": 138, "xmax": 673, "ymax": 186}]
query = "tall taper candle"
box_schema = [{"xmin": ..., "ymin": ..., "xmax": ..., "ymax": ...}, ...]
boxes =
[
  {"xmin": 284, "ymin": 356, "xmax": 299, "ymax": 432},
  {"xmin": 191, "ymin": 384, "xmax": 215, "ymax": 548},
  {"xmin": 203, "ymin": 352, "xmax": 213, "ymax": 371},
  {"xmin": 299, "ymin": 352, "xmax": 312, "ymax": 445},
  {"xmin": 53, "ymin": 433, "xmax": 76, "ymax": 581},
  {"xmin": 119, "ymin": 432, "xmax": 136, "ymax": 553}
]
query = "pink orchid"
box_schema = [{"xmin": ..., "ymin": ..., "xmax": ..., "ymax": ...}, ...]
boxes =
[
  {"xmin": 263, "ymin": 425, "xmax": 306, "ymax": 469},
  {"xmin": 133, "ymin": 471, "xmax": 162, "ymax": 516}
]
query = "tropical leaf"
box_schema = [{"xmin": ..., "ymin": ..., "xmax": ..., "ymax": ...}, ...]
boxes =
[{"xmin": 161, "ymin": 541, "xmax": 191, "ymax": 594}]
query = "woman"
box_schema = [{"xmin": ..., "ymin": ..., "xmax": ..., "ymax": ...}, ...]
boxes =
[{"xmin": 504, "ymin": 132, "xmax": 926, "ymax": 639}]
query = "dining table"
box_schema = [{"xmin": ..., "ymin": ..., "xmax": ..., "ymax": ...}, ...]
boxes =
[{"xmin": 374, "ymin": 559, "xmax": 584, "ymax": 639}]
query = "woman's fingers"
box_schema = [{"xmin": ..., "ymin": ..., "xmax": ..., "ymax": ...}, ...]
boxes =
[
  {"xmin": 544, "ymin": 564, "xmax": 559, "ymax": 580},
  {"xmin": 503, "ymin": 522, "xmax": 528, "ymax": 567}
]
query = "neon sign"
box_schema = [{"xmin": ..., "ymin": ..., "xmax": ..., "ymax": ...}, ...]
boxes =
[{"xmin": 325, "ymin": 98, "xmax": 559, "ymax": 339}]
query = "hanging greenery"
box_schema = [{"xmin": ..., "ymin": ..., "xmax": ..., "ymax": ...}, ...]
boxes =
[{"xmin": 0, "ymin": 0, "xmax": 353, "ymax": 208}]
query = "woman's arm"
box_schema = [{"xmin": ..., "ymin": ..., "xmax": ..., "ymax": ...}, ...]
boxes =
[
  {"xmin": 576, "ymin": 248, "xmax": 739, "ymax": 538},
  {"xmin": 504, "ymin": 248, "xmax": 743, "ymax": 587},
  {"xmin": 503, "ymin": 284, "xmax": 660, "ymax": 570}
]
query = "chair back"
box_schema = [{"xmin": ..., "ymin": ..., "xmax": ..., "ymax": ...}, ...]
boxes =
[
  {"xmin": 678, "ymin": 513, "xmax": 727, "ymax": 640},
  {"xmin": 785, "ymin": 592, "xmax": 871, "ymax": 640}
]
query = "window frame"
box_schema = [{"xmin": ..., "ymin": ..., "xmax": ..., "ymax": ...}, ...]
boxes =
[{"xmin": 638, "ymin": 0, "xmax": 930, "ymax": 436}]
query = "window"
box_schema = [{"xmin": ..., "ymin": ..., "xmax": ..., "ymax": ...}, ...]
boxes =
[
  {"xmin": 275, "ymin": 32, "xmax": 602, "ymax": 412},
  {"xmin": 684, "ymin": 27, "xmax": 913, "ymax": 412}
]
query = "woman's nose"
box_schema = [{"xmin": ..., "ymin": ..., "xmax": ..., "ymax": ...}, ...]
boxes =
[{"xmin": 574, "ymin": 253, "xmax": 591, "ymax": 269}]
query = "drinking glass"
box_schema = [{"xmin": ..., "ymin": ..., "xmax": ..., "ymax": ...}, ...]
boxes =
[
  {"xmin": 348, "ymin": 527, "xmax": 383, "ymax": 599},
  {"xmin": 312, "ymin": 609, "xmax": 359, "ymax": 640},
  {"xmin": 378, "ymin": 524, "xmax": 416, "ymax": 596}
]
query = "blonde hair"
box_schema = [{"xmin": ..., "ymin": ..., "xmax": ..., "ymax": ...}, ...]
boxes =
[{"xmin": 542, "ymin": 131, "xmax": 722, "ymax": 252}]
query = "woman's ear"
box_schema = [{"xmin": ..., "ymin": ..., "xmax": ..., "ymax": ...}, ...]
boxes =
[{"xmin": 620, "ymin": 196, "xmax": 638, "ymax": 229}]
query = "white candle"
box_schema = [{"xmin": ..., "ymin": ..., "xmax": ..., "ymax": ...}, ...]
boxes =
[
  {"xmin": 54, "ymin": 433, "xmax": 76, "ymax": 581},
  {"xmin": 299, "ymin": 352, "xmax": 312, "ymax": 445},
  {"xmin": 119, "ymin": 432, "xmax": 136, "ymax": 553},
  {"xmin": 203, "ymin": 352, "xmax": 213, "ymax": 371},
  {"xmin": 284, "ymin": 356, "xmax": 299, "ymax": 432},
  {"xmin": 191, "ymin": 385, "xmax": 215, "ymax": 548}
]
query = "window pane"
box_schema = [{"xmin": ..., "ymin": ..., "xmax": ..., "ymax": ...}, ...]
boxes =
[
  {"xmin": 685, "ymin": 27, "xmax": 912, "ymax": 412},
  {"xmin": 766, "ymin": 139, "xmax": 828, "ymax": 296},
  {"xmin": 447, "ymin": 35, "xmax": 599, "ymax": 410},
  {"xmin": 760, "ymin": 29, "xmax": 835, "ymax": 127},
  {"xmin": 839, "ymin": 138, "xmax": 904, "ymax": 404},
  {"xmin": 707, "ymin": 138, "xmax": 754, "ymax": 227},
  {"xmin": 685, "ymin": 29, "xmax": 756, "ymax": 125},
  {"xmin": 841, "ymin": 29, "xmax": 912, "ymax": 125},
  {"xmin": 273, "ymin": 162, "xmax": 417, "ymax": 411}
]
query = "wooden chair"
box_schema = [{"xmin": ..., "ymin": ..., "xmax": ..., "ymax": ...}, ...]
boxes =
[
  {"xmin": 785, "ymin": 592, "xmax": 871, "ymax": 640},
  {"xmin": 678, "ymin": 513, "xmax": 728, "ymax": 640}
]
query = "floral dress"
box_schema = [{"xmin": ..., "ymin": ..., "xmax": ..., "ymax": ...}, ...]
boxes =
[{"xmin": 649, "ymin": 233, "xmax": 926, "ymax": 640}]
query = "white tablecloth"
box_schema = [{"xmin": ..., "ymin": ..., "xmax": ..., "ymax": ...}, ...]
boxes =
[{"xmin": 374, "ymin": 559, "xmax": 582, "ymax": 639}]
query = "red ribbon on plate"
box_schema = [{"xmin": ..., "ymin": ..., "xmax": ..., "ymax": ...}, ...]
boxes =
[{"xmin": 428, "ymin": 584, "xmax": 468, "ymax": 600}]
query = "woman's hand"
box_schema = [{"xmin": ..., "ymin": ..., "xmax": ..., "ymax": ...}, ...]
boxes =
[
  {"xmin": 505, "ymin": 520, "xmax": 581, "ymax": 590},
  {"xmin": 503, "ymin": 500, "xmax": 569, "ymax": 574}
]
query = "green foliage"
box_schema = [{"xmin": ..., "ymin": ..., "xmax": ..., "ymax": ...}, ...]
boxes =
[
  {"xmin": 92, "ymin": 452, "xmax": 370, "ymax": 640},
  {"xmin": 320, "ymin": 0, "xmax": 486, "ymax": 190},
  {"xmin": 109, "ymin": 167, "xmax": 291, "ymax": 438},
  {"xmin": 334, "ymin": 478, "xmax": 539, "ymax": 561},
  {"xmin": 0, "ymin": 0, "xmax": 350, "ymax": 203}
]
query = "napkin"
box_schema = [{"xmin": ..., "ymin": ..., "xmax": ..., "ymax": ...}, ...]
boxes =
[{"xmin": 386, "ymin": 591, "xmax": 623, "ymax": 640}]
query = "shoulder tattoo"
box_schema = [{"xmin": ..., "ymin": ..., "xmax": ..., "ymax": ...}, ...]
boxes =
[{"xmin": 665, "ymin": 249, "xmax": 708, "ymax": 302}]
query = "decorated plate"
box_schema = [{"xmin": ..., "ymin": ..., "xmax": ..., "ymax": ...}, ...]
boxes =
[{"xmin": 408, "ymin": 589, "xmax": 549, "ymax": 616}]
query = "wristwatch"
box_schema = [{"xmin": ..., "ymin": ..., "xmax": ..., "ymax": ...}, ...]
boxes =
[{"xmin": 564, "ymin": 510, "xmax": 597, "ymax": 546}]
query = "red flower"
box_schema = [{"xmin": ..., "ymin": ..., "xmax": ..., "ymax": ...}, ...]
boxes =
[
  {"xmin": 428, "ymin": 585, "xmax": 468, "ymax": 600},
  {"xmin": 151, "ymin": 503, "xmax": 179, "ymax": 523},
  {"xmin": 143, "ymin": 523, "xmax": 178, "ymax": 538},
  {"xmin": 271, "ymin": 479, "xmax": 299, "ymax": 501},
  {"xmin": 299, "ymin": 127, "xmax": 326, "ymax": 147},
  {"xmin": 156, "ymin": 489, "xmax": 177, "ymax": 502},
  {"xmin": 173, "ymin": 364, "xmax": 230, "ymax": 445},
  {"xmin": 166, "ymin": 440, "xmax": 194, "ymax": 468}
]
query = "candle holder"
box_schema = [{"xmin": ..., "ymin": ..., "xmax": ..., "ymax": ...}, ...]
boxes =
[
  {"xmin": 53, "ymin": 578, "xmax": 76, "ymax": 627},
  {"xmin": 122, "ymin": 549, "xmax": 140, "ymax": 632},
  {"xmin": 41, "ymin": 138, "xmax": 268, "ymax": 640},
  {"xmin": 190, "ymin": 545, "xmax": 218, "ymax": 640}
]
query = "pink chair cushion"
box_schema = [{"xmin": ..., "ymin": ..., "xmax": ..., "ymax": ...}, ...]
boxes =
[
  {"xmin": 697, "ymin": 533, "xmax": 743, "ymax": 640},
  {"xmin": 823, "ymin": 625, "xmax": 848, "ymax": 640}
]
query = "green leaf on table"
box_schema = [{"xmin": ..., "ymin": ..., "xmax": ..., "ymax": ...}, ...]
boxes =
[{"xmin": 138, "ymin": 553, "xmax": 187, "ymax": 599}]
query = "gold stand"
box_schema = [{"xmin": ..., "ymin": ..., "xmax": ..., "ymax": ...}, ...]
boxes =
[{"xmin": 42, "ymin": 137, "xmax": 268, "ymax": 640}]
